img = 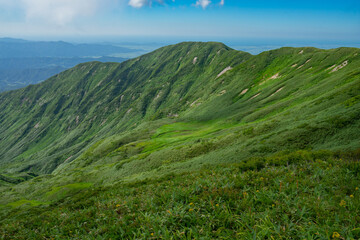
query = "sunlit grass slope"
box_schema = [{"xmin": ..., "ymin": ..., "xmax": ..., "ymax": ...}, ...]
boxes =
[{"xmin": 0, "ymin": 42, "xmax": 359, "ymax": 239}]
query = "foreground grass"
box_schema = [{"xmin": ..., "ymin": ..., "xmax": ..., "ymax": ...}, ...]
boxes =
[{"xmin": 1, "ymin": 150, "xmax": 359, "ymax": 239}]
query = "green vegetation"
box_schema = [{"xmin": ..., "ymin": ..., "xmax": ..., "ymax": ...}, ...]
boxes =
[
  {"xmin": 1, "ymin": 151, "xmax": 359, "ymax": 239},
  {"xmin": 0, "ymin": 42, "xmax": 359, "ymax": 238},
  {"xmin": 7, "ymin": 199, "xmax": 47, "ymax": 208}
]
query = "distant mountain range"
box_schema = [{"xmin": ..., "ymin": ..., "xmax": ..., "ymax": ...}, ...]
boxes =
[
  {"xmin": 0, "ymin": 56, "xmax": 128, "ymax": 91},
  {"xmin": 0, "ymin": 38, "xmax": 141, "ymax": 91},
  {"xmin": 0, "ymin": 38, "xmax": 137, "ymax": 58}
]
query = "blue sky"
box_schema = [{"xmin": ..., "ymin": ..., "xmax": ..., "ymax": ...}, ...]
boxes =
[{"xmin": 0, "ymin": 0, "xmax": 359, "ymax": 44}]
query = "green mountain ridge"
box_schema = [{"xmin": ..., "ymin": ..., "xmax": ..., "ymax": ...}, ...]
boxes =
[
  {"xmin": 0, "ymin": 42, "xmax": 359, "ymax": 239},
  {"xmin": 0, "ymin": 42, "xmax": 251, "ymax": 174},
  {"xmin": 0, "ymin": 42, "xmax": 358, "ymax": 175}
]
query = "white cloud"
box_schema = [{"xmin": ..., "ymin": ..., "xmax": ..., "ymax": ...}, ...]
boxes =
[
  {"xmin": 219, "ymin": 0, "xmax": 224, "ymax": 6},
  {"xmin": 128, "ymin": 0, "xmax": 148, "ymax": 8},
  {"xmin": 195, "ymin": 0, "xmax": 211, "ymax": 9},
  {"xmin": 19, "ymin": 0, "xmax": 102, "ymax": 26}
]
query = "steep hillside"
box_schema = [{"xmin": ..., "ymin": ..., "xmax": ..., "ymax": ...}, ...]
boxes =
[
  {"xmin": 0, "ymin": 42, "xmax": 359, "ymax": 238},
  {"xmin": 0, "ymin": 42, "xmax": 251, "ymax": 174},
  {"xmin": 0, "ymin": 42, "xmax": 359, "ymax": 176}
]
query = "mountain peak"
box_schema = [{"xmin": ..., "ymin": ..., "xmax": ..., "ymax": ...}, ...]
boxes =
[{"xmin": 154, "ymin": 41, "xmax": 235, "ymax": 55}]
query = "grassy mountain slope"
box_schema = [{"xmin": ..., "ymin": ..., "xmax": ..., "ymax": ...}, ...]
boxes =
[
  {"xmin": 0, "ymin": 42, "xmax": 251, "ymax": 174},
  {"xmin": 0, "ymin": 42, "xmax": 359, "ymax": 238},
  {"xmin": 0, "ymin": 43, "xmax": 358, "ymax": 176}
]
